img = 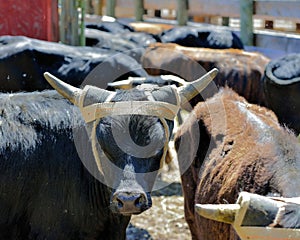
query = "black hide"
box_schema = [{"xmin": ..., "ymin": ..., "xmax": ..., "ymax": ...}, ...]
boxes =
[
  {"xmin": 0, "ymin": 85, "xmax": 175, "ymax": 239},
  {"xmin": 263, "ymin": 54, "xmax": 300, "ymax": 135},
  {"xmin": 85, "ymin": 28, "xmax": 139, "ymax": 51},
  {"xmin": 116, "ymin": 32, "xmax": 160, "ymax": 49},
  {"xmin": 160, "ymin": 26, "xmax": 244, "ymax": 49},
  {"xmin": 86, "ymin": 20, "xmax": 134, "ymax": 34},
  {"xmin": 85, "ymin": 28, "xmax": 149, "ymax": 62},
  {"xmin": 0, "ymin": 36, "xmax": 148, "ymax": 92},
  {"xmin": 0, "ymin": 90, "xmax": 131, "ymax": 239}
]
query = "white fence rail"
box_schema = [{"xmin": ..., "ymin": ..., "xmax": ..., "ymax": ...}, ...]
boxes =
[{"xmin": 102, "ymin": 0, "xmax": 300, "ymax": 46}]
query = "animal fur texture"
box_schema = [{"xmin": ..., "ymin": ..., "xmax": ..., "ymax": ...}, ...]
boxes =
[{"xmin": 175, "ymin": 88, "xmax": 300, "ymax": 240}]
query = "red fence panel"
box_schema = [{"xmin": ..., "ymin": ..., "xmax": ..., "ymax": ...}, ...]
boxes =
[{"xmin": 0, "ymin": 0, "xmax": 59, "ymax": 41}]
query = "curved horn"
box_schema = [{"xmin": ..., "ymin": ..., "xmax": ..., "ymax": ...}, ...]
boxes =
[
  {"xmin": 44, "ymin": 72, "xmax": 83, "ymax": 105},
  {"xmin": 178, "ymin": 68, "xmax": 219, "ymax": 105},
  {"xmin": 195, "ymin": 203, "xmax": 240, "ymax": 224}
]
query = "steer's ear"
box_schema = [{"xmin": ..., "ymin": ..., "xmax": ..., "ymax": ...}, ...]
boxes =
[{"xmin": 177, "ymin": 68, "xmax": 218, "ymax": 105}]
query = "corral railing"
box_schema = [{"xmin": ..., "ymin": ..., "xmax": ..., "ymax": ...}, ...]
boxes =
[{"xmin": 101, "ymin": 0, "xmax": 300, "ymax": 47}]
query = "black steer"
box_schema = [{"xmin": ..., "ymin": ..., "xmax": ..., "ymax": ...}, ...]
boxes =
[
  {"xmin": 0, "ymin": 67, "xmax": 218, "ymax": 239},
  {"xmin": 0, "ymin": 35, "xmax": 148, "ymax": 92}
]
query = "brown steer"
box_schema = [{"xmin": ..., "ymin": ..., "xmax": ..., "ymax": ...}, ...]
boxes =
[{"xmin": 175, "ymin": 88, "xmax": 300, "ymax": 240}]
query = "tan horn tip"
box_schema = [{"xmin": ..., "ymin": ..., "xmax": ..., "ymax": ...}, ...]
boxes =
[
  {"xmin": 43, "ymin": 72, "xmax": 54, "ymax": 81},
  {"xmin": 195, "ymin": 203, "xmax": 240, "ymax": 224},
  {"xmin": 208, "ymin": 67, "xmax": 219, "ymax": 78},
  {"xmin": 43, "ymin": 72, "xmax": 82, "ymax": 105},
  {"xmin": 178, "ymin": 68, "xmax": 219, "ymax": 104}
]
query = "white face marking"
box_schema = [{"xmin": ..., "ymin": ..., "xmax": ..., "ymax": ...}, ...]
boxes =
[{"xmin": 123, "ymin": 163, "xmax": 136, "ymax": 180}]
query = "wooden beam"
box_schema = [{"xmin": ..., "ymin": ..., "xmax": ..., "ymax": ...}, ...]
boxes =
[
  {"xmin": 112, "ymin": 0, "xmax": 300, "ymax": 21},
  {"xmin": 240, "ymin": 0, "xmax": 254, "ymax": 46},
  {"xmin": 144, "ymin": 0, "xmax": 177, "ymax": 10},
  {"xmin": 116, "ymin": 0, "xmax": 300, "ymax": 20},
  {"xmin": 97, "ymin": 0, "xmax": 103, "ymax": 15},
  {"xmin": 135, "ymin": 0, "xmax": 144, "ymax": 21},
  {"xmin": 188, "ymin": 0, "xmax": 240, "ymax": 18},
  {"xmin": 255, "ymin": 1, "xmax": 300, "ymax": 19},
  {"xmin": 106, "ymin": 0, "xmax": 116, "ymax": 17},
  {"xmin": 79, "ymin": 0, "xmax": 86, "ymax": 46},
  {"xmin": 60, "ymin": 0, "xmax": 79, "ymax": 45},
  {"xmin": 187, "ymin": 0, "xmax": 300, "ymax": 21},
  {"xmin": 177, "ymin": 0, "xmax": 188, "ymax": 25}
]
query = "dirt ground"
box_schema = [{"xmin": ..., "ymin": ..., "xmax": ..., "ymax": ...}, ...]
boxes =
[{"xmin": 126, "ymin": 154, "xmax": 191, "ymax": 240}]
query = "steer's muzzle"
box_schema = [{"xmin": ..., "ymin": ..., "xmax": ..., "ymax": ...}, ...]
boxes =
[{"xmin": 111, "ymin": 191, "xmax": 150, "ymax": 215}]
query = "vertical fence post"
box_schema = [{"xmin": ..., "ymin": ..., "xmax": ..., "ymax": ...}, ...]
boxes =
[
  {"xmin": 79, "ymin": 0, "xmax": 86, "ymax": 46},
  {"xmin": 85, "ymin": 0, "xmax": 93, "ymax": 14},
  {"xmin": 135, "ymin": 0, "xmax": 144, "ymax": 21},
  {"xmin": 60, "ymin": 0, "xmax": 79, "ymax": 45},
  {"xmin": 97, "ymin": 0, "xmax": 103, "ymax": 15},
  {"xmin": 177, "ymin": 0, "xmax": 188, "ymax": 25},
  {"xmin": 222, "ymin": 17, "xmax": 230, "ymax": 26},
  {"xmin": 106, "ymin": 0, "xmax": 116, "ymax": 17},
  {"xmin": 240, "ymin": 0, "xmax": 254, "ymax": 46}
]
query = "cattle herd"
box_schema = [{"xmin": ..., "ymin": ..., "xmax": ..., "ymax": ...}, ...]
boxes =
[{"xmin": 0, "ymin": 17, "xmax": 299, "ymax": 239}]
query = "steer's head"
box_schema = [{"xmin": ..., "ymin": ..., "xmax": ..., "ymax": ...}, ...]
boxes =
[{"xmin": 44, "ymin": 69, "xmax": 217, "ymax": 215}]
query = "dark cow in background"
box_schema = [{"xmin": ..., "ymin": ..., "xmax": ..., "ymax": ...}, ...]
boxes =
[
  {"xmin": 86, "ymin": 18, "xmax": 135, "ymax": 34},
  {"xmin": 0, "ymin": 35, "xmax": 148, "ymax": 92},
  {"xmin": 263, "ymin": 53, "xmax": 300, "ymax": 135},
  {"xmin": 85, "ymin": 28, "xmax": 139, "ymax": 52},
  {"xmin": 0, "ymin": 18, "xmax": 246, "ymax": 93},
  {"xmin": 142, "ymin": 43, "xmax": 270, "ymax": 107},
  {"xmin": 174, "ymin": 88, "xmax": 300, "ymax": 240},
  {"xmin": 85, "ymin": 28, "xmax": 159, "ymax": 62},
  {"xmin": 85, "ymin": 20, "xmax": 160, "ymax": 49},
  {"xmin": 85, "ymin": 20, "xmax": 246, "ymax": 63},
  {"xmin": 160, "ymin": 26, "xmax": 244, "ymax": 49},
  {"xmin": 0, "ymin": 61, "xmax": 216, "ymax": 239}
]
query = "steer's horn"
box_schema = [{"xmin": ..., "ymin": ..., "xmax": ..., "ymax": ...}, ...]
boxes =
[
  {"xmin": 44, "ymin": 72, "xmax": 82, "ymax": 105},
  {"xmin": 178, "ymin": 68, "xmax": 218, "ymax": 105},
  {"xmin": 195, "ymin": 203, "xmax": 240, "ymax": 224}
]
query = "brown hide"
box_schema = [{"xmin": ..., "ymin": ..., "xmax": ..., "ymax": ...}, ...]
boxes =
[
  {"xmin": 175, "ymin": 88, "xmax": 300, "ymax": 240},
  {"xmin": 129, "ymin": 22, "xmax": 173, "ymax": 35},
  {"xmin": 142, "ymin": 43, "xmax": 270, "ymax": 106}
]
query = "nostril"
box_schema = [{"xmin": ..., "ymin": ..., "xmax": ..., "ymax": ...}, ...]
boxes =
[
  {"xmin": 134, "ymin": 194, "xmax": 146, "ymax": 207},
  {"xmin": 117, "ymin": 198, "xmax": 123, "ymax": 208}
]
